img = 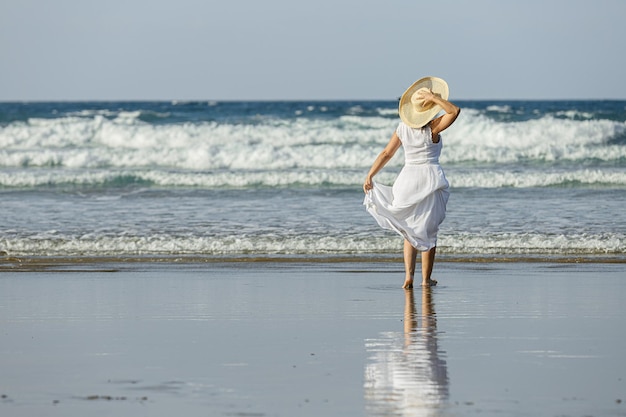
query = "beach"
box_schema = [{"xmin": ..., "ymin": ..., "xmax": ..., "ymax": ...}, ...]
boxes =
[
  {"xmin": 1, "ymin": 99, "xmax": 625, "ymax": 415},
  {"xmin": 1, "ymin": 260, "xmax": 624, "ymax": 417}
]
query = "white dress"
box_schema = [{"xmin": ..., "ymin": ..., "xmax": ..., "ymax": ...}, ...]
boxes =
[{"xmin": 364, "ymin": 122, "xmax": 450, "ymax": 251}]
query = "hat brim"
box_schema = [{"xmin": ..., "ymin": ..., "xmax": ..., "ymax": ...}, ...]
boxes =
[{"xmin": 398, "ymin": 76, "xmax": 449, "ymax": 128}]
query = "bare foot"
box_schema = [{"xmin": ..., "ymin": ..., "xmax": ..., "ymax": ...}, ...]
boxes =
[
  {"xmin": 402, "ymin": 279, "xmax": 414, "ymax": 289},
  {"xmin": 421, "ymin": 279, "xmax": 438, "ymax": 287}
]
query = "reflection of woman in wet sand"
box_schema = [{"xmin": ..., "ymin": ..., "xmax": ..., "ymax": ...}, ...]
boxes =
[{"xmin": 364, "ymin": 288, "xmax": 448, "ymax": 416}]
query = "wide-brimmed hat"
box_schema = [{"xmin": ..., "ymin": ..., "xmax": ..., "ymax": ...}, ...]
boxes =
[{"xmin": 398, "ymin": 76, "xmax": 449, "ymax": 128}]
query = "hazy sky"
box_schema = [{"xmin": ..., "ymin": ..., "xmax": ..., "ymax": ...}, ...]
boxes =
[{"xmin": 1, "ymin": 0, "xmax": 625, "ymax": 101}]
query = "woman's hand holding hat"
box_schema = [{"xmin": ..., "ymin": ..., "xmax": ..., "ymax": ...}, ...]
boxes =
[{"xmin": 416, "ymin": 88, "xmax": 436, "ymax": 106}]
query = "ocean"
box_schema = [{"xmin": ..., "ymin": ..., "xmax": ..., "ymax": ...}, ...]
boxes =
[{"xmin": 1, "ymin": 100, "xmax": 625, "ymax": 262}]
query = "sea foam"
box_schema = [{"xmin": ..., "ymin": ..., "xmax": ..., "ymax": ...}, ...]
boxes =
[
  {"xmin": 1, "ymin": 104, "xmax": 625, "ymax": 189},
  {"xmin": 1, "ymin": 110, "xmax": 625, "ymax": 169},
  {"xmin": 3, "ymin": 230, "xmax": 623, "ymax": 257}
]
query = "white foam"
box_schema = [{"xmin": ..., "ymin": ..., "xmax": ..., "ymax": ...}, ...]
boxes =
[
  {"xmin": 376, "ymin": 108, "xmax": 399, "ymax": 117},
  {"xmin": 0, "ymin": 115, "xmax": 397, "ymax": 170},
  {"xmin": 440, "ymin": 232, "xmax": 625, "ymax": 255},
  {"xmin": 3, "ymin": 230, "xmax": 623, "ymax": 257},
  {"xmin": 1, "ymin": 166, "xmax": 625, "ymax": 189},
  {"xmin": 0, "ymin": 111, "xmax": 624, "ymax": 186},
  {"xmin": 555, "ymin": 110, "xmax": 594, "ymax": 119},
  {"xmin": 444, "ymin": 110, "xmax": 626, "ymax": 163},
  {"xmin": 446, "ymin": 168, "xmax": 626, "ymax": 188},
  {"xmin": 485, "ymin": 105, "xmax": 512, "ymax": 113}
]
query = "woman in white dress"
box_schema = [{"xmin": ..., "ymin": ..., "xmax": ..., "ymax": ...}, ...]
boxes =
[{"xmin": 363, "ymin": 77, "xmax": 460, "ymax": 288}]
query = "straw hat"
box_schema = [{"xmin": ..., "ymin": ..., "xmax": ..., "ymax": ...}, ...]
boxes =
[{"xmin": 398, "ymin": 76, "xmax": 449, "ymax": 128}]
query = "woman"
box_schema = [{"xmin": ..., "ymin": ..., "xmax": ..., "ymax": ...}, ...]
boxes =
[{"xmin": 363, "ymin": 77, "xmax": 460, "ymax": 288}]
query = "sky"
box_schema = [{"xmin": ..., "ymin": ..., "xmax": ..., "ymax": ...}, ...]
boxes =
[{"xmin": 1, "ymin": 0, "xmax": 625, "ymax": 101}]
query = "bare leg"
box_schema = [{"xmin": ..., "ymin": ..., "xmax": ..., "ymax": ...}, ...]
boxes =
[
  {"xmin": 421, "ymin": 247, "xmax": 437, "ymax": 286},
  {"xmin": 402, "ymin": 240, "xmax": 418, "ymax": 289}
]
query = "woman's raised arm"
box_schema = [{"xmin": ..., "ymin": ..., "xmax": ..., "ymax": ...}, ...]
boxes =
[{"xmin": 419, "ymin": 90, "xmax": 461, "ymax": 138}]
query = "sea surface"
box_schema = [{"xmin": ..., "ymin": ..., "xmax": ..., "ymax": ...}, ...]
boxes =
[{"xmin": 1, "ymin": 100, "xmax": 625, "ymax": 261}]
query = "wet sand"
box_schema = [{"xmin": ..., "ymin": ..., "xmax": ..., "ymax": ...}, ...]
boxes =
[{"xmin": 1, "ymin": 261, "xmax": 625, "ymax": 416}]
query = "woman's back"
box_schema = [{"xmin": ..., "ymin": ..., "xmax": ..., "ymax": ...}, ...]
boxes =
[{"xmin": 396, "ymin": 122, "xmax": 443, "ymax": 166}]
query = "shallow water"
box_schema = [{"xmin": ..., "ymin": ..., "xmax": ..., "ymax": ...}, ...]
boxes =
[
  {"xmin": 3, "ymin": 186, "xmax": 625, "ymax": 260},
  {"xmin": 1, "ymin": 100, "xmax": 625, "ymax": 260}
]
